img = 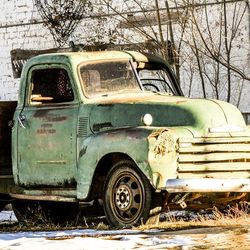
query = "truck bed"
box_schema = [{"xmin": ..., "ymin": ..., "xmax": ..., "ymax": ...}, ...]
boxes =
[{"xmin": 0, "ymin": 101, "xmax": 17, "ymax": 175}]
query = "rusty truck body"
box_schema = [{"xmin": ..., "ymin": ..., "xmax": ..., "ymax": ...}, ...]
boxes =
[{"xmin": 0, "ymin": 51, "xmax": 249, "ymax": 228}]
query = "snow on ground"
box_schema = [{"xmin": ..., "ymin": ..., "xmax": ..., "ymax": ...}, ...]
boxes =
[
  {"xmin": 0, "ymin": 211, "xmax": 195, "ymax": 250},
  {"xmin": 0, "ymin": 211, "xmax": 250, "ymax": 249},
  {"xmin": 0, "ymin": 229, "xmax": 195, "ymax": 250},
  {"xmin": 0, "ymin": 211, "xmax": 17, "ymax": 223}
]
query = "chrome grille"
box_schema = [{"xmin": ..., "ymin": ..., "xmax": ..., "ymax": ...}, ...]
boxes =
[{"xmin": 177, "ymin": 137, "xmax": 250, "ymax": 178}]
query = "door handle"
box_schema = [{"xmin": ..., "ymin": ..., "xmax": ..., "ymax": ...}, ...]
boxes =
[{"xmin": 18, "ymin": 115, "xmax": 26, "ymax": 129}]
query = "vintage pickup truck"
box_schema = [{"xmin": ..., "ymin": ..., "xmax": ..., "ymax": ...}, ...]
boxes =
[{"xmin": 0, "ymin": 51, "xmax": 249, "ymax": 227}]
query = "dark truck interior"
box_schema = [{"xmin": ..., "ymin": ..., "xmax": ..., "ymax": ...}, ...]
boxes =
[{"xmin": 0, "ymin": 101, "xmax": 17, "ymax": 175}]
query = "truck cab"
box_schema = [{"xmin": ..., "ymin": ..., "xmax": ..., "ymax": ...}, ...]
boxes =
[{"xmin": 1, "ymin": 51, "xmax": 249, "ymax": 228}]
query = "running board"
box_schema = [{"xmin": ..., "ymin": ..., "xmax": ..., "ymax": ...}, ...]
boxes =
[
  {"xmin": 166, "ymin": 179, "xmax": 250, "ymax": 193},
  {"xmin": 9, "ymin": 186, "xmax": 78, "ymax": 202},
  {"xmin": 10, "ymin": 193, "xmax": 77, "ymax": 202}
]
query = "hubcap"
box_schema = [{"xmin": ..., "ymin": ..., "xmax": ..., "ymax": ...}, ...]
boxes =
[
  {"xmin": 115, "ymin": 184, "xmax": 132, "ymax": 210},
  {"xmin": 111, "ymin": 173, "xmax": 144, "ymax": 223}
]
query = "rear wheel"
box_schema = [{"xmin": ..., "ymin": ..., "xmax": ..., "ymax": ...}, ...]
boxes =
[{"xmin": 103, "ymin": 160, "xmax": 152, "ymax": 228}]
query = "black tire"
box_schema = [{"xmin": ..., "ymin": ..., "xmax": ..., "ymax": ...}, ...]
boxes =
[{"xmin": 103, "ymin": 160, "xmax": 152, "ymax": 228}]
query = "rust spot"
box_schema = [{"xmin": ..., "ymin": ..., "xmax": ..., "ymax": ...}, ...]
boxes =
[
  {"xmin": 33, "ymin": 109, "xmax": 49, "ymax": 117},
  {"xmin": 104, "ymin": 128, "xmax": 147, "ymax": 140},
  {"xmin": 41, "ymin": 123, "xmax": 53, "ymax": 128},
  {"xmin": 125, "ymin": 129, "xmax": 147, "ymax": 139},
  {"xmin": 176, "ymin": 100, "xmax": 187, "ymax": 104},
  {"xmin": 151, "ymin": 130, "xmax": 176, "ymax": 156},
  {"xmin": 97, "ymin": 104, "xmax": 114, "ymax": 107},
  {"xmin": 93, "ymin": 122, "xmax": 113, "ymax": 132},
  {"xmin": 148, "ymin": 129, "xmax": 168, "ymax": 138},
  {"xmin": 34, "ymin": 111, "xmax": 68, "ymax": 122},
  {"xmin": 79, "ymin": 147, "xmax": 87, "ymax": 158},
  {"xmin": 37, "ymin": 129, "xmax": 56, "ymax": 134},
  {"xmin": 44, "ymin": 115, "xmax": 68, "ymax": 122}
]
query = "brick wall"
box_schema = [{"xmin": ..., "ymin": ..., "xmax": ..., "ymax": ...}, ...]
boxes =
[
  {"xmin": 0, "ymin": 0, "xmax": 53, "ymax": 100},
  {"xmin": 0, "ymin": 0, "xmax": 249, "ymax": 112}
]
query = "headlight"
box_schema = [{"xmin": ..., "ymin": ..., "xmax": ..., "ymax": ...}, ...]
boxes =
[{"xmin": 142, "ymin": 113, "xmax": 153, "ymax": 126}]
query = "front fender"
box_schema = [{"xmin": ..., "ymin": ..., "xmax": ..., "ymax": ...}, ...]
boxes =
[{"xmin": 76, "ymin": 127, "xmax": 154, "ymax": 199}]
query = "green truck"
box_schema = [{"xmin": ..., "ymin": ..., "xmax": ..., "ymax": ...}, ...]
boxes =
[{"xmin": 0, "ymin": 51, "xmax": 249, "ymax": 228}]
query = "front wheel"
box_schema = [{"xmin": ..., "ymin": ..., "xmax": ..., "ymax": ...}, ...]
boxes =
[{"xmin": 103, "ymin": 160, "xmax": 152, "ymax": 228}]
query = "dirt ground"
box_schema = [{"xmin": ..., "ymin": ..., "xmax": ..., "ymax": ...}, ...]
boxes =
[{"xmin": 149, "ymin": 226, "xmax": 250, "ymax": 249}]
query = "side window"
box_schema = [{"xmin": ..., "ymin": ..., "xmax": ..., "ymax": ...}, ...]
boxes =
[
  {"xmin": 139, "ymin": 69, "xmax": 174, "ymax": 94},
  {"xmin": 30, "ymin": 68, "xmax": 74, "ymax": 105}
]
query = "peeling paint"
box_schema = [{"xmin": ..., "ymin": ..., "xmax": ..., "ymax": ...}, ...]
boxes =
[
  {"xmin": 150, "ymin": 130, "xmax": 176, "ymax": 156},
  {"xmin": 37, "ymin": 129, "xmax": 56, "ymax": 134},
  {"xmin": 43, "ymin": 115, "xmax": 68, "ymax": 122},
  {"xmin": 79, "ymin": 147, "xmax": 87, "ymax": 158},
  {"xmin": 93, "ymin": 122, "xmax": 113, "ymax": 132}
]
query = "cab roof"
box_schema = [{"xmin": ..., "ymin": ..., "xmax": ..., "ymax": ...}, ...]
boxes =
[
  {"xmin": 21, "ymin": 50, "xmax": 182, "ymax": 96},
  {"xmin": 24, "ymin": 50, "xmax": 168, "ymax": 68}
]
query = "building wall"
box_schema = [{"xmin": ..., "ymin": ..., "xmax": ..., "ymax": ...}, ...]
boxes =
[
  {"xmin": 0, "ymin": 0, "xmax": 52, "ymax": 100},
  {"xmin": 0, "ymin": 0, "xmax": 249, "ymax": 112}
]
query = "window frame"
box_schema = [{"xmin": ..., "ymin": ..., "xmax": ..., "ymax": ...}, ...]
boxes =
[{"xmin": 26, "ymin": 64, "xmax": 78, "ymax": 107}]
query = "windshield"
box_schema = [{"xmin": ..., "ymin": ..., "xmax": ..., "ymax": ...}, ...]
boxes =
[{"xmin": 79, "ymin": 60, "xmax": 141, "ymax": 97}]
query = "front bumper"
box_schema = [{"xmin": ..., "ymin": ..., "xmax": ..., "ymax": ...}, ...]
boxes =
[{"xmin": 166, "ymin": 178, "xmax": 250, "ymax": 193}]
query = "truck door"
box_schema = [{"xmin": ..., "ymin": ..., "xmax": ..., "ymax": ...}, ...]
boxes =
[{"xmin": 16, "ymin": 66, "xmax": 79, "ymax": 187}]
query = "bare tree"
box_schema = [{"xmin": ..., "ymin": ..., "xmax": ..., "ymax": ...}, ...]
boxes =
[
  {"xmin": 169, "ymin": 0, "xmax": 249, "ymax": 105},
  {"xmin": 81, "ymin": 0, "xmax": 249, "ymax": 106},
  {"xmin": 186, "ymin": 0, "xmax": 249, "ymax": 102},
  {"xmin": 91, "ymin": 0, "xmax": 182, "ymax": 80}
]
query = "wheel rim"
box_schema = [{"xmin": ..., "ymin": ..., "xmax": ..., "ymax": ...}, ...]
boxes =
[{"xmin": 111, "ymin": 171, "xmax": 144, "ymax": 224}]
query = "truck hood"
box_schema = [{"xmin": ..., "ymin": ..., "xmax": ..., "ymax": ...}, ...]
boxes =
[{"xmin": 86, "ymin": 92, "xmax": 247, "ymax": 137}]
